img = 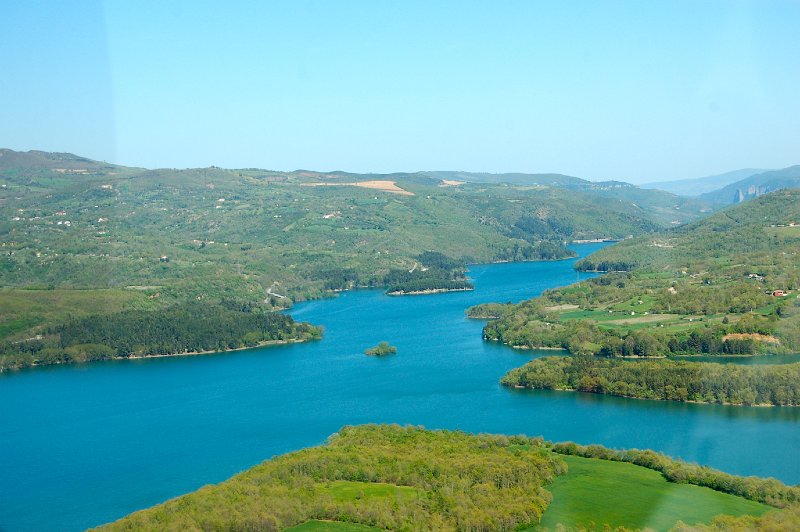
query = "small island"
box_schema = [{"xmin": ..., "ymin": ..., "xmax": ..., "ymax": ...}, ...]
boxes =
[{"xmin": 365, "ymin": 341, "xmax": 397, "ymax": 356}]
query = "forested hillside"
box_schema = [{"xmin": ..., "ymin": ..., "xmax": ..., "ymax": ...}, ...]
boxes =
[
  {"xmin": 99, "ymin": 425, "xmax": 565, "ymax": 531},
  {"xmin": 0, "ymin": 302, "xmax": 321, "ymax": 371},
  {"xmin": 478, "ymin": 190, "xmax": 800, "ymax": 358},
  {"xmin": 503, "ymin": 356, "xmax": 800, "ymax": 406},
  {"xmin": 0, "ymin": 149, "xmax": 704, "ymax": 345}
]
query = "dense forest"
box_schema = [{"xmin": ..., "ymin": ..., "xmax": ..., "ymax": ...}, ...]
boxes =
[
  {"xmin": 502, "ymin": 356, "xmax": 800, "ymax": 406},
  {"xmin": 492, "ymin": 240, "xmax": 577, "ymax": 262},
  {"xmin": 99, "ymin": 425, "xmax": 564, "ymax": 531},
  {"xmin": 0, "ymin": 303, "xmax": 321, "ymax": 371},
  {"xmin": 384, "ymin": 251, "xmax": 474, "ymax": 294}
]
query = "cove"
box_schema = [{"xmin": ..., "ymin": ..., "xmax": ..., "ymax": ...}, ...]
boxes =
[{"xmin": 2, "ymin": 243, "xmax": 800, "ymax": 531}]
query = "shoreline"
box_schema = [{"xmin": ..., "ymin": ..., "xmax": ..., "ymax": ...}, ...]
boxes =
[
  {"xmin": 485, "ymin": 339, "xmax": 567, "ymax": 352},
  {"xmin": 506, "ymin": 385, "xmax": 786, "ymax": 407},
  {"xmin": 386, "ymin": 287, "xmax": 474, "ymax": 296},
  {"xmin": 571, "ymin": 238, "xmax": 619, "ymax": 244},
  {"xmin": 487, "ymin": 254, "xmax": 577, "ymax": 264},
  {"xmin": 300, "ymin": 241, "xmax": 610, "ymax": 305},
  {"xmin": 494, "ymin": 342, "xmax": 792, "ymax": 360},
  {"xmin": 17, "ymin": 338, "xmax": 312, "ymax": 371},
  {"xmin": 124, "ymin": 338, "xmax": 308, "ymax": 360},
  {"xmin": 510, "ymin": 345, "xmax": 566, "ymax": 351}
]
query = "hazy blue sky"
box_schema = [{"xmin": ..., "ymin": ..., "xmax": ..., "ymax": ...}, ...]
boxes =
[{"xmin": 1, "ymin": 1, "xmax": 798, "ymax": 182}]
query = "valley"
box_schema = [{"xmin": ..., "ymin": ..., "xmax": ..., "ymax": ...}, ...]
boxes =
[
  {"xmin": 5, "ymin": 2, "xmax": 799, "ymax": 529},
  {"xmin": 2, "ymin": 152, "xmax": 800, "ymax": 531},
  {"xmin": 3, "ymin": 247, "xmax": 800, "ymax": 531}
]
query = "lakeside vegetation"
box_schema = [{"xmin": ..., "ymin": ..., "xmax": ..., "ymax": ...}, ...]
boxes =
[
  {"xmin": 674, "ymin": 506, "xmax": 800, "ymax": 531},
  {"xmin": 0, "ymin": 303, "xmax": 321, "ymax": 372},
  {"xmin": 364, "ymin": 342, "xmax": 397, "ymax": 357},
  {"xmin": 502, "ymin": 356, "xmax": 800, "ymax": 406},
  {"xmin": 1, "ymin": 150, "xmax": 706, "ymax": 347},
  {"xmin": 477, "ymin": 191, "xmax": 800, "ymax": 361},
  {"xmin": 98, "ymin": 425, "xmax": 782, "ymax": 531}
]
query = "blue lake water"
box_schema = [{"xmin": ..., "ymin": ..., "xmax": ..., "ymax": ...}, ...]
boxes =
[{"xmin": 2, "ymin": 242, "xmax": 800, "ymax": 531}]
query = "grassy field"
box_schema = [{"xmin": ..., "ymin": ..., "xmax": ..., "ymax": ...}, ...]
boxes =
[
  {"xmin": 323, "ymin": 480, "xmax": 419, "ymax": 504},
  {"xmin": 559, "ymin": 308, "xmax": 709, "ymax": 334},
  {"xmin": 534, "ymin": 455, "xmax": 769, "ymax": 531},
  {"xmin": 0, "ymin": 288, "xmax": 156, "ymax": 340},
  {"xmin": 258, "ymin": 463, "xmax": 773, "ymax": 531}
]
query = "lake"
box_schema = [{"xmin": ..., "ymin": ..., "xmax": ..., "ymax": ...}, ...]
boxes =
[{"xmin": 2, "ymin": 242, "xmax": 799, "ymax": 531}]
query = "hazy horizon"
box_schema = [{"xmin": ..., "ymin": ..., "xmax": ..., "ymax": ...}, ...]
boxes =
[
  {"xmin": 0, "ymin": 145, "xmax": 781, "ymax": 186},
  {"xmin": 2, "ymin": 1, "xmax": 799, "ymax": 184}
]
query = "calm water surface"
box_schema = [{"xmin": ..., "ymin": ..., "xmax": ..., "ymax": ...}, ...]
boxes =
[{"xmin": 2, "ymin": 243, "xmax": 800, "ymax": 531}]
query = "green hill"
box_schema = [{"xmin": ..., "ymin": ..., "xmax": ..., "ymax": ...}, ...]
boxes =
[
  {"xmin": 96, "ymin": 425, "xmax": 777, "ymax": 531},
  {"xmin": 576, "ymin": 188, "xmax": 800, "ymax": 282},
  {"xmin": 97, "ymin": 425, "xmax": 563, "ymax": 531},
  {"xmin": 419, "ymin": 171, "xmax": 710, "ymax": 226},
  {"xmin": 420, "ymin": 170, "xmax": 591, "ymax": 187},
  {"xmin": 0, "ymin": 148, "xmax": 117, "ymax": 172},
  {"xmin": 478, "ymin": 190, "xmax": 800, "ymax": 362},
  {"xmin": 535, "ymin": 454, "xmax": 769, "ymax": 531},
  {"xmin": 0, "ymin": 149, "xmax": 706, "ymax": 350}
]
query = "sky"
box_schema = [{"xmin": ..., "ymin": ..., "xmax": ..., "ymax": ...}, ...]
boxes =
[{"xmin": 1, "ymin": 1, "xmax": 798, "ymax": 183}]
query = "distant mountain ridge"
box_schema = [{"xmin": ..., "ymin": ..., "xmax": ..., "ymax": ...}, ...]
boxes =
[
  {"xmin": 285, "ymin": 169, "xmax": 592, "ymax": 188},
  {"xmin": 234, "ymin": 168, "xmax": 710, "ymax": 226},
  {"xmin": 0, "ymin": 148, "xmax": 114, "ymax": 171},
  {"xmin": 420, "ymin": 170, "xmax": 589, "ymax": 187},
  {"xmin": 0, "ymin": 147, "xmax": 710, "ymax": 227},
  {"xmin": 642, "ymin": 168, "xmax": 767, "ymax": 197},
  {"xmin": 698, "ymin": 166, "xmax": 800, "ymax": 206}
]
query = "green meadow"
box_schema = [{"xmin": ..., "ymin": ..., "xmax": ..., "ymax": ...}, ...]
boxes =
[{"xmin": 535, "ymin": 455, "xmax": 769, "ymax": 531}]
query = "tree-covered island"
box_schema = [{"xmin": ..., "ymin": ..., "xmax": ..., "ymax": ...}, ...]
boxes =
[{"xmin": 365, "ymin": 341, "xmax": 397, "ymax": 356}]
